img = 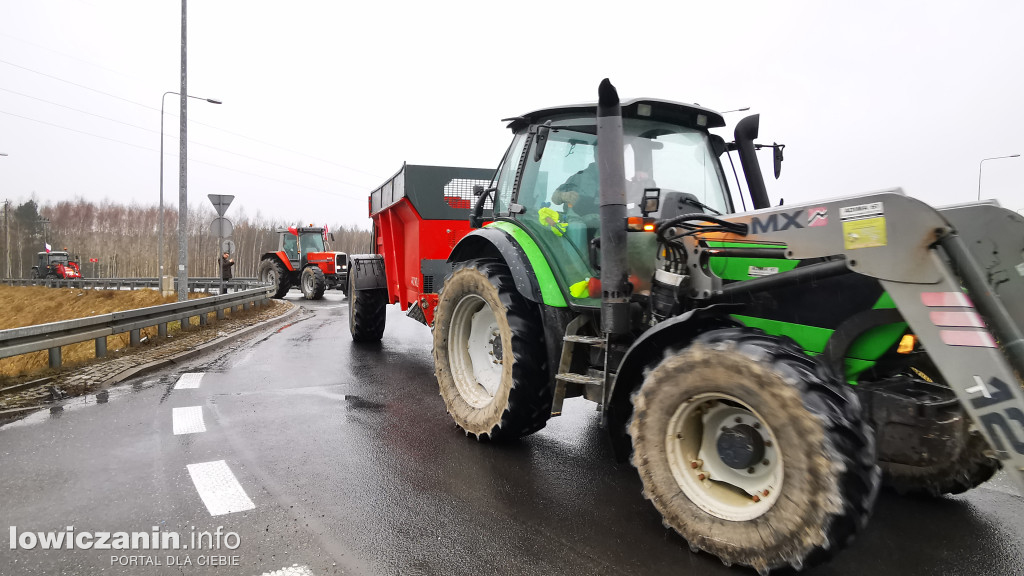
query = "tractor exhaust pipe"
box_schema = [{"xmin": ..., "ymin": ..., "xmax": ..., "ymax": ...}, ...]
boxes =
[
  {"xmin": 597, "ymin": 79, "xmax": 630, "ymax": 335},
  {"xmin": 734, "ymin": 114, "xmax": 771, "ymax": 210}
]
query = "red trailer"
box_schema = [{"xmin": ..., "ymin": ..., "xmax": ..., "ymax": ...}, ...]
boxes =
[{"xmin": 347, "ymin": 164, "xmax": 493, "ymax": 340}]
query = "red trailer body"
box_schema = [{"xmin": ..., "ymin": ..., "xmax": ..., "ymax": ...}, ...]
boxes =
[{"xmin": 369, "ymin": 164, "xmax": 493, "ymax": 325}]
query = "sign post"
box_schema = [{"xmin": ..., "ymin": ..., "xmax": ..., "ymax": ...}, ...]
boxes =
[
  {"xmin": 89, "ymin": 257, "xmax": 98, "ymax": 278},
  {"xmin": 208, "ymin": 194, "xmax": 235, "ymax": 294}
]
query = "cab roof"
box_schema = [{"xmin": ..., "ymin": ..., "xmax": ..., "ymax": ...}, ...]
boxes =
[{"xmin": 504, "ymin": 98, "xmax": 726, "ymax": 132}]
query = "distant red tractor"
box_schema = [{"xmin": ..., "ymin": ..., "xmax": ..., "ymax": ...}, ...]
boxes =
[
  {"xmin": 31, "ymin": 251, "xmax": 82, "ymax": 280},
  {"xmin": 257, "ymin": 226, "xmax": 349, "ymax": 300}
]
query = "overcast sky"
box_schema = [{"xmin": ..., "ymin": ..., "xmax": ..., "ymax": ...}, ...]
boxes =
[{"xmin": 2, "ymin": 1, "xmax": 1022, "ymax": 230}]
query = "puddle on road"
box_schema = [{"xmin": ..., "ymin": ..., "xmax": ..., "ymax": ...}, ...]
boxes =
[{"xmin": 0, "ymin": 382, "xmax": 144, "ymax": 430}]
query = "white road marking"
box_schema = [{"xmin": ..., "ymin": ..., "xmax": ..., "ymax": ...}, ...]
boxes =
[
  {"xmin": 187, "ymin": 460, "xmax": 256, "ymax": 516},
  {"xmin": 174, "ymin": 372, "xmax": 205, "ymax": 389},
  {"xmin": 172, "ymin": 406, "xmax": 207, "ymax": 435},
  {"xmin": 257, "ymin": 565, "xmax": 315, "ymax": 576}
]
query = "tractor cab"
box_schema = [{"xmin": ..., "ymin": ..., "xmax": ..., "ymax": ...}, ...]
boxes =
[{"xmin": 494, "ymin": 100, "xmax": 733, "ymax": 305}]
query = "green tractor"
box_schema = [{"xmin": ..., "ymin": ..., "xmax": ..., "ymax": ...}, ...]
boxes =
[{"xmin": 350, "ymin": 80, "xmax": 1024, "ymax": 573}]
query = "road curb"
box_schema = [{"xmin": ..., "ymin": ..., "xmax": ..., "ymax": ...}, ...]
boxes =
[
  {"xmin": 97, "ymin": 302, "xmax": 304, "ymax": 388},
  {"xmin": 0, "ymin": 376, "xmax": 55, "ymax": 396}
]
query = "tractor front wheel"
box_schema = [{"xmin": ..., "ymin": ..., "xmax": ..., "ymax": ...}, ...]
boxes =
[
  {"xmin": 629, "ymin": 328, "xmax": 880, "ymax": 574},
  {"xmin": 300, "ymin": 266, "xmax": 327, "ymax": 300},
  {"xmin": 258, "ymin": 258, "xmax": 291, "ymax": 299},
  {"xmin": 432, "ymin": 260, "xmax": 549, "ymax": 441}
]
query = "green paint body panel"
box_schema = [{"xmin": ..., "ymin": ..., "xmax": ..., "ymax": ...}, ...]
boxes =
[
  {"xmin": 731, "ymin": 294, "xmax": 907, "ymax": 384},
  {"xmin": 486, "ymin": 221, "xmax": 568, "ymax": 307}
]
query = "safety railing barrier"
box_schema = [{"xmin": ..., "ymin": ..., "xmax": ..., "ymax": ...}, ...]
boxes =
[
  {"xmin": 1, "ymin": 277, "xmax": 261, "ymax": 292},
  {"xmin": 0, "ymin": 286, "xmax": 272, "ymax": 369}
]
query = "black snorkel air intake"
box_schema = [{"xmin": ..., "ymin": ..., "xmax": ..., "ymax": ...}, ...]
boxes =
[
  {"xmin": 734, "ymin": 114, "xmax": 771, "ymax": 210},
  {"xmin": 597, "ymin": 79, "xmax": 630, "ymax": 335}
]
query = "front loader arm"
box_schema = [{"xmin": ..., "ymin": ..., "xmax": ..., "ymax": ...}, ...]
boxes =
[{"xmin": 693, "ymin": 190, "xmax": 1024, "ymax": 493}]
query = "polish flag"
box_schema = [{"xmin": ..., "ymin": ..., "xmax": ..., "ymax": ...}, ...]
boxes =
[{"xmin": 45, "ymin": 243, "xmax": 51, "ymax": 253}]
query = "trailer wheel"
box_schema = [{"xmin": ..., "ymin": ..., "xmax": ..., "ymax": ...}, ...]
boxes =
[
  {"xmin": 628, "ymin": 328, "xmax": 880, "ymax": 573},
  {"xmin": 300, "ymin": 266, "xmax": 327, "ymax": 300},
  {"xmin": 433, "ymin": 260, "xmax": 549, "ymax": 440},
  {"xmin": 882, "ymin": 428, "xmax": 1001, "ymax": 497},
  {"xmin": 348, "ymin": 273, "xmax": 387, "ymax": 342},
  {"xmin": 258, "ymin": 258, "xmax": 292, "ymax": 299}
]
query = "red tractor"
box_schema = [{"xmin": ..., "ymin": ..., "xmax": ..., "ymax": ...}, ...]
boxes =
[
  {"xmin": 257, "ymin": 225, "xmax": 349, "ymax": 300},
  {"xmin": 31, "ymin": 251, "xmax": 82, "ymax": 280}
]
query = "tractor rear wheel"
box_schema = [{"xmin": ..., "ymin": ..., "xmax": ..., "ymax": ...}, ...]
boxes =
[
  {"xmin": 432, "ymin": 260, "xmax": 549, "ymax": 441},
  {"xmin": 628, "ymin": 328, "xmax": 880, "ymax": 574},
  {"xmin": 258, "ymin": 258, "xmax": 291, "ymax": 299},
  {"xmin": 300, "ymin": 266, "xmax": 327, "ymax": 300},
  {"xmin": 348, "ymin": 272, "xmax": 387, "ymax": 342}
]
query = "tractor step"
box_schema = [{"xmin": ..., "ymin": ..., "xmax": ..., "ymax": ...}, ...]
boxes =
[
  {"xmin": 563, "ymin": 335, "xmax": 605, "ymax": 347},
  {"xmin": 556, "ymin": 371, "xmax": 604, "ymax": 386}
]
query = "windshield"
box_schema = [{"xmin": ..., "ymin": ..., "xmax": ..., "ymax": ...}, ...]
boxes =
[
  {"xmin": 299, "ymin": 232, "xmax": 325, "ymax": 253},
  {"xmin": 623, "ymin": 119, "xmax": 731, "ymax": 214}
]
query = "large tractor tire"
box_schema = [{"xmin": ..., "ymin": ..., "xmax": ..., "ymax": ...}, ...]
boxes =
[
  {"xmin": 629, "ymin": 328, "xmax": 880, "ymax": 574},
  {"xmin": 881, "ymin": 427, "xmax": 1001, "ymax": 497},
  {"xmin": 258, "ymin": 258, "xmax": 292, "ymax": 299},
  {"xmin": 432, "ymin": 260, "xmax": 550, "ymax": 441},
  {"xmin": 300, "ymin": 266, "xmax": 327, "ymax": 300},
  {"xmin": 348, "ymin": 272, "xmax": 388, "ymax": 342}
]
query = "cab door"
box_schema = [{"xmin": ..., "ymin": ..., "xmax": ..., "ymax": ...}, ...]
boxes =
[{"xmin": 512, "ymin": 122, "xmax": 600, "ymax": 304}]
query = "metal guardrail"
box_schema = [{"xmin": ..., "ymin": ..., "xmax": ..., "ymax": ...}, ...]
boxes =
[
  {"xmin": 1, "ymin": 277, "xmax": 262, "ymax": 292},
  {"xmin": 0, "ymin": 286, "xmax": 272, "ymax": 369}
]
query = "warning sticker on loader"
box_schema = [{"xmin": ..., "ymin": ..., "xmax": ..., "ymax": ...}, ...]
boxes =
[
  {"xmin": 843, "ymin": 217, "xmax": 887, "ymax": 249},
  {"xmin": 1016, "ymin": 262, "xmax": 1024, "ymax": 277}
]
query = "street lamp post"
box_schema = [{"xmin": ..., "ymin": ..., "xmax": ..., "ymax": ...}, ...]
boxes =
[
  {"xmin": 977, "ymin": 154, "xmax": 1020, "ymax": 201},
  {"xmin": 2, "ymin": 153, "xmax": 8, "ymax": 279},
  {"xmin": 158, "ymin": 92, "xmax": 220, "ymax": 294}
]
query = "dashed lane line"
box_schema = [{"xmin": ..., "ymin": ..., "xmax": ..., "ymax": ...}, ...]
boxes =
[
  {"xmin": 172, "ymin": 406, "xmax": 207, "ymax": 435},
  {"xmin": 174, "ymin": 372, "xmax": 205, "ymax": 389},
  {"xmin": 187, "ymin": 460, "xmax": 256, "ymax": 516}
]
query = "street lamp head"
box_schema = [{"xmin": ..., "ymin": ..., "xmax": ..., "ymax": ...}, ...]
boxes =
[{"xmin": 206, "ymin": 99, "xmax": 223, "ymax": 105}]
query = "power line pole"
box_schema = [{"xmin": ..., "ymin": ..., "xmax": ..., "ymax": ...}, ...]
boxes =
[
  {"xmin": 177, "ymin": 0, "xmax": 189, "ymax": 301},
  {"xmin": 4, "ymin": 199, "xmax": 10, "ymax": 278}
]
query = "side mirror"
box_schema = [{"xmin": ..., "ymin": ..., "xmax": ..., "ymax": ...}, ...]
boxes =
[
  {"xmin": 532, "ymin": 121, "xmax": 552, "ymax": 162},
  {"xmin": 641, "ymin": 188, "xmax": 661, "ymax": 217},
  {"xmin": 328, "ymin": 232, "xmax": 335, "ymax": 242},
  {"xmin": 470, "ymin": 187, "xmax": 497, "ymax": 228},
  {"xmin": 773, "ymin": 143, "xmax": 785, "ymax": 179}
]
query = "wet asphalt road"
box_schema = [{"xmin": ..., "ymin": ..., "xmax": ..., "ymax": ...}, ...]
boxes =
[{"xmin": 1, "ymin": 291, "xmax": 1023, "ymax": 576}]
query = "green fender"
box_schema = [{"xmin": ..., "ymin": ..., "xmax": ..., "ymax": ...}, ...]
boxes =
[{"xmin": 448, "ymin": 221, "xmax": 567, "ymax": 307}]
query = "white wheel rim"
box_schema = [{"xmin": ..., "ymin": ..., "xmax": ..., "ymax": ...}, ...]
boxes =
[
  {"xmin": 448, "ymin": 294, "xmax": 504, "ymax": 409},
  {"xmin": 665, "ymin": 393, "xmax": 783, "ymax": 521}
]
